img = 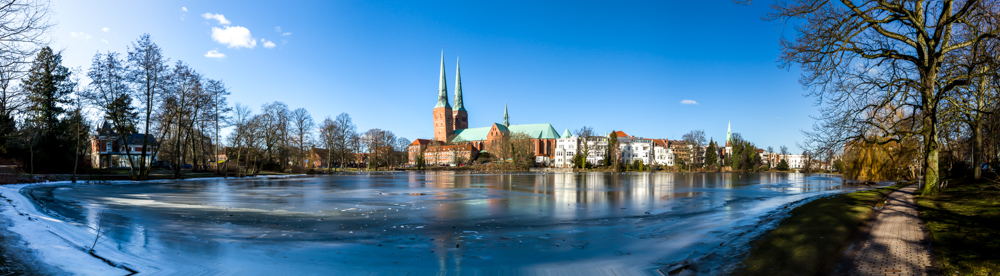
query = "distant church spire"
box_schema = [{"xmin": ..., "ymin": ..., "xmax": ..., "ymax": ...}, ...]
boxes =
[
  {"xmin": 454, "ymin": 56, "xmax": 465, "ymax": 111},
  {"xmin": 502, "ymin": 102, "xmax": 509, "ymax": 127},
  {"xmin": 435, "ymin": 50, "xmax": 451, "ymax": 108},
  {"xmin": 726, "ymin": 120, "xmax": 732, "ymax": 143}
]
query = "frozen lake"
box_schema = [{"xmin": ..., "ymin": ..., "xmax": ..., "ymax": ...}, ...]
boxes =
[{"xmin": 24, "ymin": 172, "xmax": 853, "ymax": 275}]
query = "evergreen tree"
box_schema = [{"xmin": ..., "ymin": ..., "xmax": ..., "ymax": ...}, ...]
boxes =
[
  {"xmin": 607, "ymin": 131, "xmax": 618, "ymax": 171},
  {"xmin": 776, "ymin": 159, "xmax": 790, "ymax": 171},
  {"xmin": 705, "ymin": 139, "xmax": 717, "ymax": 166},
  {"xmin": 19, "ymin": 47, "xmax": 82, "ymax": 174},
  {"xmin": 22, "ymin": 47, "xmax": 73, "ymax": 129}
]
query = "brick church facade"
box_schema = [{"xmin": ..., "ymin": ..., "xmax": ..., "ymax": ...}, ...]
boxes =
[{"xmin": 409, "ymin": 52, "xmax": 559, "ymax": 166}]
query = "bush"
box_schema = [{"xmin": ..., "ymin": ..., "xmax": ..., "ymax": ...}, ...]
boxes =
[{"xmin": 775, "ymin": 159, "xmax": 790, "ymax": 171}]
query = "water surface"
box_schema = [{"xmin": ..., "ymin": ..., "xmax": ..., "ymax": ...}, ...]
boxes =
[{"xmin": 27, "ymin": 172, "xmax": 850, "ymax": 275}]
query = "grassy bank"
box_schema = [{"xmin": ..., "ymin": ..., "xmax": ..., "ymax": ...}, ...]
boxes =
[
  {"xmin": 915, "ymin": 178, "xmax": 1000, "ymax": 276},
  {"xmin": 732, "ymin": 182, "xmax": 910, "ymax": 275}
]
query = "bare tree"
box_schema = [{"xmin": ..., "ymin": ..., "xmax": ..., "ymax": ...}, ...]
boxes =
[
  {"xmin": 260, "ymin": 101, "xmax": 289, "ymax": 170},
  {"xmin": 224, "ymin": 103, "xmax": 253, "ymax": 177},
  {"xmin": 127, "ymin": 34, "xmax": 170, "ymax": 180},
  {"xmin": 766, "ymin": 0, "xmax": 1000, "ymax": 194},
  {"xmin": 88, "ymin": 210, "xmax": 117, "ymax": 254},
  {"xmin": 333, "ymin": 113, "xmax": 356, "ymax": 171},
  {"xmin": 574, "ymin": 126, "xmax": 595, "ymax": 168},
  {"xmin": 317, "ymin": 117, "xmax": 337, "ymax": 173},
  {"xmin": 682, "ymin": 130, "xmax": 706, "ymax": 166},
  {"xmin": 0, "ymin": 0, "xmax": 51, "ymax": 113},
  {"xmin": 163, "ymin": 61, "xmax": 204, "ymax": 178},
  {"xmin": 204, "ymin": 79, "xmax": 230, "ymax": 174},
  {"xmin": 290, "ymin": 107, "xmax": 314, "ymax": 170},
  {"xmin": 85, "ymin": 51, "xmax": 139, "ymax": 175}
]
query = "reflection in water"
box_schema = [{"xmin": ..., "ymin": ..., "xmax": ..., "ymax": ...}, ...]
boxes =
[{"xmin": 26, "ymin": 172, "xmax": 849, "ymax": 275}]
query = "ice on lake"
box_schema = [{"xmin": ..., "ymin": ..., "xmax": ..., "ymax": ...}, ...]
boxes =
[{"xmin": 25, "ymin": 172, "xmax": 854, "ymax": 275}]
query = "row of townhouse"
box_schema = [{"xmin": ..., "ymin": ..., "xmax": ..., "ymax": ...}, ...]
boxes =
[
  {"xmin": 760, "ymin": 152, "xmax": 815, "ymax": 169},
  {"xmin": 553, "ymin": 130, "xmax": 679, "ymax": 168}
]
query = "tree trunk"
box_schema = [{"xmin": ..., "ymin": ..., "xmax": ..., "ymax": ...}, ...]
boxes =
[
  {"xmin": 973, "ymin": 121, "xmax": 982, "ymax": 180},
  {"xmin": 921, "ymin": 108, "xmax": 941, "ymax": 195}
]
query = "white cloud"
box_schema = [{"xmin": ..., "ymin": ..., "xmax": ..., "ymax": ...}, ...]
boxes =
[
  {"xmin": 101, "ymin": 39, "xmax": 108, "ymax": 44},
  {"xmin": 282, "ymin": 32, "xmax": 292, "ymax": 36},
  {"xmin": 181, "ymin": 7, "xmax": 188, "ymax": 12},
  {"xmin": 204, "ymin": 50, "xmax": 226, "ymax": 59},
  {"xmin": 680, "ymin": 99, "xmax": 698, "ymax": 105},
  {"xmin": 70, "ymin": 32, "xmax": 91, "ymax": 40},
  {"xmin": 101, "ymin": 27, "xmax": 109, "ymax": 33},
  {"xmin": 201, "ymin": 13, "xmax": 231, "ymax": 25},
  {"xmin": 263, "ymin": 40, "xmax": 275, "ymax": 48},
  {"xmin": 211, "ymin": 26, "xmax": 255, "ymax": 48},
  {"xmin": 275, "ymin": 26, "xmax": 281, "ymax": 32}
]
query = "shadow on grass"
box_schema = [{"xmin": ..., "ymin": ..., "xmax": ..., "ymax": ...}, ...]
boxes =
[
  {"xmin": 916, "ymin": 178, "xmax": 1000, "ymax": 276},
  {"xmin": 731, "ymin": 182, "xmax": 909, "ymax": 276}
]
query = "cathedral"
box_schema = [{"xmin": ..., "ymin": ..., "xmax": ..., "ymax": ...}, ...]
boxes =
[{"xmin": 409, "ymin": 51, "xmax": 561, "ymax": 165}]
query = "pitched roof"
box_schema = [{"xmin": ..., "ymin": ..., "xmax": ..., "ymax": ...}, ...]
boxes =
[
  {"xmin": 613, "ymin": 130, "xmax": 628, "ymax": 138},
  {"xmin": 120, "ymin": 133, "xmax": 157, "ymax": 145},
  {"xmin": 409, "ymin": 139, "xmax": 432, "ymax": 146},
  {"xmin": 451, "ymin": 123, "xmax": 560, "ymax": 142},
  {"xmin": 652, "ymin": 139, "xmax": 669, "ymax": 147},
  {"xmin": 508, "ymin": 123, "xmax": 560, "ymax": 139},
  {"xmin": 561, "ymin": 128, "xmax": 571, "ymax": 138},
  {"xmin": 451, "ymin": 126, "xmax": 492, "ymax": 142}
]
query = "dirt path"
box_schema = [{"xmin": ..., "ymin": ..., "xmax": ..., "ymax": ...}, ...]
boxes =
[{"xmin": 838, "ymin": 185, "xmax": 933, "ymax": 275}]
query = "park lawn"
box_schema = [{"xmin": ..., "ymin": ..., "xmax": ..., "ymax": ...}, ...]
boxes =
[
  {"xmin": 915, "ymin": 178, "xmax": 1000, "ymax": 276},
  {"xmin": 732, "ymin": 182, "xmax": 910, "ymax": 276}
]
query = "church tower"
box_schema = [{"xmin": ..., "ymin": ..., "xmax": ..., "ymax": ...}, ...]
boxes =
[
  {"xmin": 433, "ymin": 50, "xmax": 453, "ymax": 142},
  {"xmin": 452, "ymin": 56, "xmax": 468, "ymax": 131},
  {"xmin": 502, "ymin": 102, "xmax": 509, "ymax": 127}
]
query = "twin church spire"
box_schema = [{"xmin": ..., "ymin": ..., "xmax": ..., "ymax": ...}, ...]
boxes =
[
  {"xmin": 433, "ymin": 50, "xmax": 468, "ymax": 141},
  {"xmin": 434, "ymin": 50, "xmax": 466, "ymax": 111}
]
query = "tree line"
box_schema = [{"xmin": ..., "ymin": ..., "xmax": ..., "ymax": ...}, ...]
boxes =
[{"xmin": 0, "ymin": 1, "xmax": 411, "ymax": 179}]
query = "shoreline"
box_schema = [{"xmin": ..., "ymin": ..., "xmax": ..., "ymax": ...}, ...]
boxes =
[
  {"xmin": 0, "ymin": 174, "xmax": 311, "ymax": 275},
  {"xmin": 2, "ymin": 172, "xmax": 855, "ymax": 275}
]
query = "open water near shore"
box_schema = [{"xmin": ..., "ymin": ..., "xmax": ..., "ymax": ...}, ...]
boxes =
[{"xmin": 23, "ymin": 172, "xmax": 854, "ymax": 275}]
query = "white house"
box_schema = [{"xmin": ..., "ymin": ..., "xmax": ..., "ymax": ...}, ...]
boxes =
[
  {"xmin": 652, "ymin": 139, "xmax": 675, "ymax": 166},
  {"xmin": 618, "ymin": 136, "xmax": 653, "ymax": 166},
  {"xmin": 553, "ymin": 129, "xmax": 609, "ymax": 168}
]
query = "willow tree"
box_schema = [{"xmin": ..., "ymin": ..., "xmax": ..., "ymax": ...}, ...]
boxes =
[{"xmin": 767, "ymin": 0, "xmax": 1000, "ymax": 194}]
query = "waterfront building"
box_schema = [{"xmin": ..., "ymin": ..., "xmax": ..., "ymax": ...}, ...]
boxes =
[
  {"xmin": 553, "ymin": 130, "xmax": 609, "ymax": 168},
  {"xmin": 651, "ymin": 139, "xmax": 676, "ymax": 166},
  {"xmin": 90, "ymin": 121, "xmax": 159, "ymax": 169},
  {"xmin": 618, "ymin": 136, "xmax": 653, "ymax": 166},
  {"xmin": 410, "ymin": 52, "xmax": 560, "ymax": 165}
]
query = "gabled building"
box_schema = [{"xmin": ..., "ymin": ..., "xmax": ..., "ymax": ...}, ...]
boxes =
[
  {"xmin": 410, "ymin": 51, "xmax": 560, "ymax": 166},
  {"xmin": 90, "ymin": 121, "xmax": 159, "ymax": 169},
  {"xmin": 553, "ymin": 129, "xmax": 610, "ymax": 168}
]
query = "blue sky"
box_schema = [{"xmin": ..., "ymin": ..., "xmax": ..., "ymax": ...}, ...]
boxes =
[{"xmin": 48, "ymin": 0, "xmax": 816, "ymax": 152}]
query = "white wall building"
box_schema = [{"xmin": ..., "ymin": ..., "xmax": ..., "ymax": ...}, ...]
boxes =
[
  {"xmin": 652, "ymin": 139, "xmax": 675, "ymax": 166},
  {"xmin": 618, "ymin": 137, "xmax": 653, "ymax": 166},
  {"xmin": 785, "ymin": 154, "xmax": 808, "ymax": 169},
  {"xmin": 553, "ymin": 129, "xmax": 609, "ymax": 168}
]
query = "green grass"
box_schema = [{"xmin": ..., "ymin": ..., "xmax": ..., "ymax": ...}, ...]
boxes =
[
  {"xmin": 915, "ymin": 178, "xmax": 1000, "ymax": 276},
  {"xmin": 732, "ymin": 182, "xmax": 910, "ymax": 276}
]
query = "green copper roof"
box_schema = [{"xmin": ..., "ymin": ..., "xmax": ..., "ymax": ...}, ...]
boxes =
[
  {"xmin": 451, "ymin": 123, "xmax": 559, "ymax": 142},
  {"xmin": 562, "ymin": 128, "xmax": 571, "ymax": 138},
  {"xmin": 509, "ymin": 123, "xmax": 559, "ymax": 139},
  {"xmin": 453, "ymin": 57, "xmax": 465, "ymax": 111},
  {"xmin": 726, "ymin": 120, "xmax": 732, "ymax": 143},
  {"xmin": 435, "ymin": 50, "xmax": 451, "ymax": 109},
  {"xmin": 451, "ymin": 125, "xmax": 492, "ymax": 142}
]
